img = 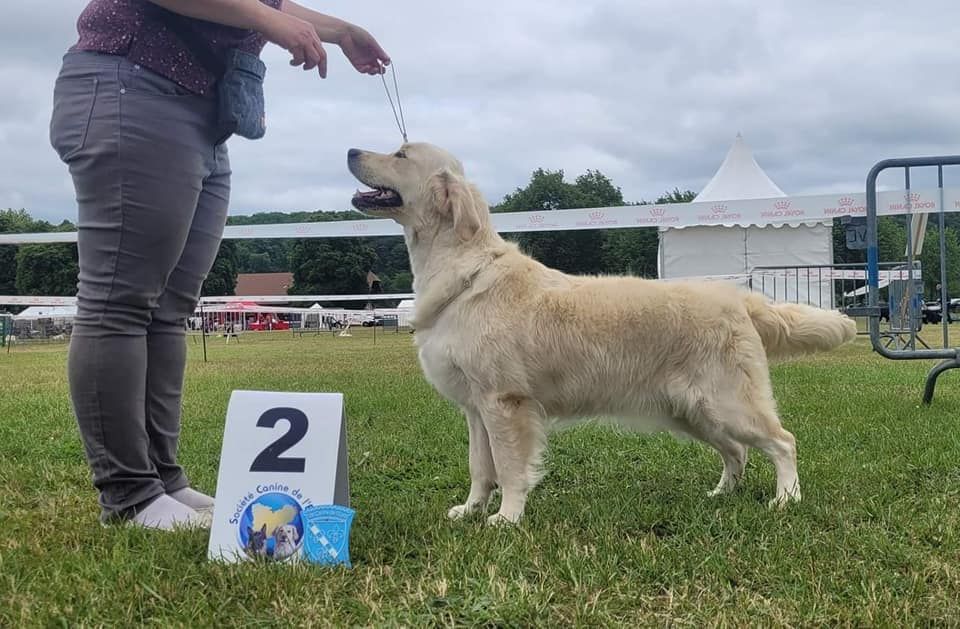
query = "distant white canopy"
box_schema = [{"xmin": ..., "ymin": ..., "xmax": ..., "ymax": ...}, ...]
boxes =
[
  {"xmin": 14, "ymin": 305, "xmax": 77, "ymax": 320},
  {"xmin": 693, "ymin": 133, "xmax": 786, "ymax": 203},
  {"xmin": 658, "ymin": 133, "xmax": 833, "ymax": 307}
]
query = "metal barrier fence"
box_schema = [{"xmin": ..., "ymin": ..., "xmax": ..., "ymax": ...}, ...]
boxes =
[
  {"xmin": 750, "ymin": 263, "xmax": 904, "ymax": 310},
  {"xmin": 0, "ymin": 293, "xmax": 416, "ymax": 356},
  {"xmin": 0, "ymin": 314, "xmax": 11, "ymax": 349},
  {"xmin": 1, "ymin": 315, "xmax": 72, "ymax": 350},
  {"xmin": 747, "ymin": 263, "xmax": 932, "ymax": 338},
  {"xmin": 849, "ymin": 155, "xmax": 960, "ymax": 404},
  {"xmin": 186, "ymin": 303, "xmax": 409, "ymax": 362}
]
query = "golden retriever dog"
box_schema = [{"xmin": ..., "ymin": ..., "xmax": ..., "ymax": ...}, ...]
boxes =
[{"xmin": 347, "ymin": 142, "xmax": 857, "ymax": 525}]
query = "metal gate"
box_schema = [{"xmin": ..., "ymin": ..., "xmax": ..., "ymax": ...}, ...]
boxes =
[{"xmin": 851, "ymin": 155, "xmax": 960, "ymax": 403}]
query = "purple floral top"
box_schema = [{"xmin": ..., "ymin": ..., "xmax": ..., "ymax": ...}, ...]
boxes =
[{"xmin": 70, "ymin": 0, "xmax": 283, "ymax": 95}]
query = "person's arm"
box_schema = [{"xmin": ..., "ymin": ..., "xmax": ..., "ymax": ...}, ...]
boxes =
[
  {"xmin": 147, "ymin": 0, "xmax": 389, "ymax": 77},
  {"xmin": 145, "ymin": 0, "xmax": 274, "ymax": 30},
  {"xmin": 278, "ymin": 1, "xmax": 349, "ymax": 43},
  {"xmin": 147, "ymin": 0, "xmax": 330, "ymax": 76}
]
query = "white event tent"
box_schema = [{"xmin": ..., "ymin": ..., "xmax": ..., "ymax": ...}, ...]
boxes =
[
  {"xmin": 14, "ymin": 305, "xmax": 77, "ymax": 320},
  {"xmin": 657, "ymin": 134, "xmax": 834, "ymax": 306}
]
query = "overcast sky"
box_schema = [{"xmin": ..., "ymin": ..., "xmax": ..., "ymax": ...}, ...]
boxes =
[{"xmin": 2, "ymin": 0, "xmax": 958, "ymax": 223}]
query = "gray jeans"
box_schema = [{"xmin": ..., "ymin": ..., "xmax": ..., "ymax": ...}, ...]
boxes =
[{"xmin": 49, "ymin": 51, "xmax": 230, "ymax": 521}]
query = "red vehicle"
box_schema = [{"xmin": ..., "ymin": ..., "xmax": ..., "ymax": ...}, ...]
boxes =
[{"xmin": 248, "ymin": 315, "xmax": 289, "ymax": 331}]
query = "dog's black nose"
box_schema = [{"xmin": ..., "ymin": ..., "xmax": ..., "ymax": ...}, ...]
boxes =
[{"xmin": 348, "ymin": 148, "xmax": 362, "ymax": 161}]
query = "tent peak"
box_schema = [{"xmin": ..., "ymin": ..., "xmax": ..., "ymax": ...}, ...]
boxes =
[{"xmin": 694, "ymin": 134, "xmax": 785, "ymax": 203}]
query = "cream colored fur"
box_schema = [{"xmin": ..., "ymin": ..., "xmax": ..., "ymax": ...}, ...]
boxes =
[{"xmin": 347, "ymin": 142, "xmax": 858, "ymax": 525}]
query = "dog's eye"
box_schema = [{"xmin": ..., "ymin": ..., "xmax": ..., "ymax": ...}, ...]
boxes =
[{"xmin": 394, "ymin": 150, "xmax": 407, "ymax": 159}]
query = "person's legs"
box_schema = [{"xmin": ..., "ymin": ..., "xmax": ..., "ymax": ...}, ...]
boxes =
[
  {"xmin": 50, "ymin": 52, "xmax": 222, "ymax": 526},
  {"xmin": 146, "ymin": 141, "xmax": 231, "ymax": 513}
]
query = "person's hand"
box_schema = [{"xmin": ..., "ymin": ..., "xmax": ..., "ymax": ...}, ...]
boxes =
[
  {"xmin": 260, "ymin": 10, "xmax": 328, "ymax": 77},
  {"xmin": 338, "ymin": 24, "xmax": 391, "ymax": 75}
]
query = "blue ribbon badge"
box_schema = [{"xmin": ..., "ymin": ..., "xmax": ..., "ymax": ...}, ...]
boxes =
[{"xmin": 301, "ymin": 505, "xmax": 355, "ymax": 568}]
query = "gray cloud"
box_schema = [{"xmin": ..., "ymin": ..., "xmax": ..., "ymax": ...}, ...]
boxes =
[{"xmin": 2, "ymin": 0, "xmax": 959, "ymax": 223}]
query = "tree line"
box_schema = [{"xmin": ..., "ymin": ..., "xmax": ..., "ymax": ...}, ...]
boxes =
[{"xmin": 3, "ymin": 166, "xmax": 960, "ymax": 305}]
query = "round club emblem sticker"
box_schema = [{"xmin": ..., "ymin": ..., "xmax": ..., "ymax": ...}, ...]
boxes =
[{"xmin": 236, "ymin": 491, "xmax": 305, "ymax": 561}]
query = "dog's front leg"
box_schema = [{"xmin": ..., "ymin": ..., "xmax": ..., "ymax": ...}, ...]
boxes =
[
  {"xmin": 447, "ymin": 408, "xmax": 497, "ymax": 520},
  {"xmin": 480, "ymin": 394, "xmax": 545, "ymax": 526}
]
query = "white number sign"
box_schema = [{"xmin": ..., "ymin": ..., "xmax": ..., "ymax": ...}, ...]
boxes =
[{"xmin": 206, "ymin": 390, "xmax": 349, "ymax": 564}]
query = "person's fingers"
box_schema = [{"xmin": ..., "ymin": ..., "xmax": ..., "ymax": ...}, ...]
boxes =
[
  {"xmin": 372, "ymin": 41, "xmax": 390, "ymax": 65},
  {"xmin": 303, "ymin": 37, "xmax": 325, "ymax": 70},
  {"xmin": 314, "ymin": 39, "xmax": 326, "ymax": 64},
  {"xmin": 318, "ymin": 45, "xmax": 328, "ymax": 79},
  {"xmin": 359, "ymin": 32, "xmax": 390, "ymax": 66},
  {"xmin": 289, "ymin": 46, "xmax": 305, "ymax": 67}
]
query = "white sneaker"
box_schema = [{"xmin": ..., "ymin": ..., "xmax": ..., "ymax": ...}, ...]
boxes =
[
  {"xmin": 130, "ymin": 494, "xmax": 208, "ymax": 531},
  {"xmin": 168, "ymin": 487, "xmax": 215, "ymax": 517}
]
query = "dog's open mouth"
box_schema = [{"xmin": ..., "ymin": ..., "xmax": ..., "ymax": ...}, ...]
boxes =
[{"xmin": 351, "ymin": 186, "xmax": 403, "ymax": 210}]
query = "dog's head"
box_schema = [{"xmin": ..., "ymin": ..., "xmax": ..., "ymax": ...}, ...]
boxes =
[
  {"xmin": 246, "ymin": 524, "xmax": 267, "ymax": 548},
  {"xmin": 275, "ymin": 524, "xmax": 299, "ymax": 545},
  {"xmin": 348, "ymin": 142, "xmax": 484, "ymax": 241}
]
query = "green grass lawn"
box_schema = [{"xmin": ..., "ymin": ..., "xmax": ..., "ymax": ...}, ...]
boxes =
[{"xmin": 2, "ymin": 328, "xmax": 960, "ymax": 627}]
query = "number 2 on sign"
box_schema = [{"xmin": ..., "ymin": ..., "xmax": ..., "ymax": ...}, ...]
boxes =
[{"xmin": 249, "ymin": 407, "xmax": 309, "ymax": 473}]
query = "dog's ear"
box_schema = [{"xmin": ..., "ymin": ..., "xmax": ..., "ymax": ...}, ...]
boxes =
[{"xmin": 428, "ymin": 168, "xmax": 481, "ymax": 241}]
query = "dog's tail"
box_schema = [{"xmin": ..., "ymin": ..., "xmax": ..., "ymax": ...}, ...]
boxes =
[{"xmin": 744, "ymin": 292, "xmax": 857, "ymax": 361}]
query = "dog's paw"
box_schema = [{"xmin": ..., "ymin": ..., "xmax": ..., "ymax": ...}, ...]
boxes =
[
  {"xmin": 447, "ymin": 504, "xmax": 471, "ymax": 520},
  {"xmin": 708, "ymin": 483, "xmax": 739, "ymax": 498},
  {"xmin": 767, "ymin": 491, "xmax": 802, "ymax": 510},
  {"xmin": 486, "ymin": 512, "xmax": 521, "ymax": 527}
]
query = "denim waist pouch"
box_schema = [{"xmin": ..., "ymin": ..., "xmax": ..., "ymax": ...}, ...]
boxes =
[
  {"xmin": 217, "ymin": 49, "xmax": 267, "ymax": 141},
  {"xmin": 148, "ymin": 3, "xmax": 268, "ymax": 142}
]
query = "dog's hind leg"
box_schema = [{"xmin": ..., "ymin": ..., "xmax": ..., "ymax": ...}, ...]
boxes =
[
  {"xmin": 705, "ymin": 433, "xmax": 748, "ymax": 497},
  {"xmin": 723, "ymin": 383, "xmax": 800, "ymax": 508},
  {"xmin": 751, "ymin": 423, "xmax": 799, "ymax": 508},
  {"xmin": 479, "ymin": 393, "xmax": 546, "ymax": 526},
  {"xmin": 448, "ymin": 407, "xmax": 498, "ymax": 520},
  {"xmin": 680, "ymin": 408, "xmax": 749, "ymax": 497}
]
